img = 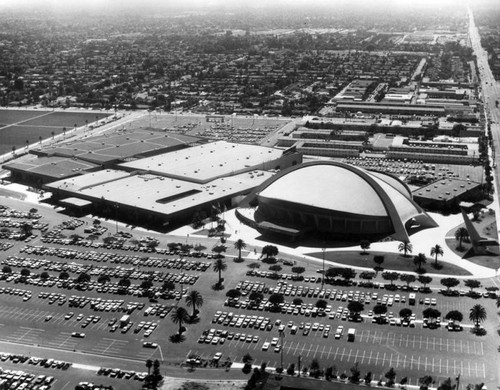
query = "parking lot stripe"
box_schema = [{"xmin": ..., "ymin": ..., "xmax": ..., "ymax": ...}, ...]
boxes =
[{"xmin": 375, "ymin": 351, "xmax": 379, "ymax": 366}]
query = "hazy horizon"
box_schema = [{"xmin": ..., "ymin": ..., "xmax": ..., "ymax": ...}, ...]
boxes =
[{"xmin": 0, "ymin": 0, "xmax": 489, "ymax": 11}]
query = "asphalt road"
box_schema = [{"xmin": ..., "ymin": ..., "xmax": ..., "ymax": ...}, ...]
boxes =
[{"xmin": 468, "ymin": 7, "xmax": 500, "ymax": 237}]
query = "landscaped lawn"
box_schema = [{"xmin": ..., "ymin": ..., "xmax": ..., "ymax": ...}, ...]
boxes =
[{"xmin": 306, "ymin": 250, "xmax": 472, "ymax": 276}]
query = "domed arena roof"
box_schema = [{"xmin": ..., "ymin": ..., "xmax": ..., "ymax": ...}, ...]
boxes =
[{"xmin": 239, "ymin": 161, "xmax": 437, "ymax": 242}]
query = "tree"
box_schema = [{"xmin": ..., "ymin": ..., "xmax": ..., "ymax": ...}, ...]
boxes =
[
  {"xmin": 340, "ymin": 268, "xmax": 356, "ymax": 282},
  {"xmin": 292, "ymin": 298, "xmax": 303, "ymax": 306},
  {"xmin": 382, "ymin": 271, "xmax": 400, "ymax": 285},
  {"xmin": 76, "ymin": 272, "xmax": 91, "ymax": 284},
  {"xmin": 140, "ymin": 279, "xmax": 153, "ymax": 290},
  {"xmin": 242, "ymin": 353, "xmax": 253, "ymax": 364},
  {"xmin": 291, "ymin": 266, "xmax": 305, "ymax": 276},
  {"xmin": 118, "ymin": 277, "xmax": 131, "ymax": 288},
  {"xmin": 438, "ymin": 378, "xmax": 456, "ymax": 390},
  {"xmin": 226, "ymin": 289, "xmax": 242, "ymax": 299},
  {"xmin": 171, "ymin": 306, "xmax": 189, "ymax": 334},
  {"xmin": 349, "ymin": 362, "xmax": 361, "ymax": 383},
  {"xmin": 413, "ymin": 253, "xmax": 427, "ymax": 272},
  {"xmin": 398, "ymin": 241, "xmax": 413, "ymax": 257},
  {"xmin": 316, "ymin": 299, "xmax": 328, "ymax": 310},
  {"xmin": 360, "ymin": 240, "xmax": 370, "ymax": 254},
  {"xmin": 286, "ymin": 363, "xmax": 295, "ymax": 376},
  {"xmin": 261, "ymin": 245, "xmax": 278, "ymax": 260},
  {"xmin": 423, "ymin": 308, "xmax": 441, "ymax": 326},
  {"xmin": 40, "ymin": 271, "xmax": 50, "ymax": 280},
  {"xmin": 213, "ymin": 258, "xmax": 227, "ymax": 286},
  {"xmin": 399, "ymin": 308, "xmax": 412, "ymax": 320},
  {"xmin": 162, "ymin": 281, "xmax": 175, "ymax": 291},
  {"xmin": 400, "ymin": 274, "xmax": 416, "ymax": 289},
  {"xmin": 146, "ymin": 359, "xmax": 153, "ymax": 376},
  {"xmin": 20, "ymin": 268, "xmax": 30, "ymax": 277},
  {"xmin": 419, "ymin": 375, "xmax": 434, "ymax": 390},
  {"xmin": 464, "ymin": 279, "xmax": 481, "ymax": 292},
  {"xmin": 249, "ymin": 292, "xmax": 264, "ymax": 303},
  {"xmin": 185, "ymin": 290, "xmax": 203, "ymax": 318},
  {"xmin": 441, "ymin": 277, "xmax": 460, "ymax": 291},
  {"xmin": 445, "ymin": 310, "xmax": 463, "ymax": 323},
  {"xmin": 364, "ymin": 371, "xmax": 373, "ymax": 385},
  {"xmin": 385, "ymin": 367, "xmax": 397, "ymax": 383},
  {"xmin": 347, "ymin": 301, "xmax": 364, "ymax": 318},
  {"xmin": 373, "ymin": 304, "xmax": 388, "ymax": 318},
  {"xmin": 268, "ymin": 293, "xmax": 284, "ymax": 310},
  {"xmin": 469, "ymin": 304, "xmax": 486, "ymax": 329},
  {"xmin": 269, "ymin": 265, "xmax": 282, "ymax": 273},
  {"xmin": 19, "ymin": 222, "xmax": 33, "ymax": 238},
  {"xmin": 455, "ymin": 227, "xmax": 469, "ymax": 250},
  {"xmin": 373, "ymin": 255, "xmax": 384, "ymax": 274},
  {"xmin": 97, "ymin": 275, "xmax": 110, "ymax": 284},
  {"xmin": 212, "ymin": 244, "xmax": 227, "ymax": 259},
  {"xmin": 193, "ymin": 244, "xmax": 207, "ymax": 254},
  {"xmin": 430, "ymin": 244, "xmax": 443, "ymax": 266},
  {"xmin": 59, "ymin": 271, "xmax": 70, "ymax": 280},
  {"xmin": 418, "ymin": 275, "xmax": 432, "ymax": 288},
  {"xmin": 234, "ymin": 239, "xmax": 246, "ymax": 261},
  {"xmin": 2, "ymin": 266, "xmax": 12, "ymax": 274}
]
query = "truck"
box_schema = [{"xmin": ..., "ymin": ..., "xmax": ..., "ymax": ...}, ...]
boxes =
[
  {"xmin": 347, "ymin": 328, "xmax": 355, "ymax": 342},
  {"xmin": 119, "ymin": 315, "xmax": 130, "ymax": 328}
]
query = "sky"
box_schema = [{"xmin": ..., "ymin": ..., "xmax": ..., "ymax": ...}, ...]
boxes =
[{"xmin": 0, "ymin": 0, "xmax": 477, "ymax": 9}]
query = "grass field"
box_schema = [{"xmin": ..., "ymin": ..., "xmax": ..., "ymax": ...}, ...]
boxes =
[
  {"xmin": 306, "ymin": 250, "xmax": 473, "ymax": 276},
  {"xmin": 0, "ymin": 110, "xmax": 110, "ymax": 155}
]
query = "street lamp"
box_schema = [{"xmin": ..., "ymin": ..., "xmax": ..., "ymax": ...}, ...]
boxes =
[
  {"xmin": 321, "ymin": 247, "xmax": 326, "ymax": 290},
  {"xmin": 279, "ymin": 329, "xmax": 285, "ymax": 371}
]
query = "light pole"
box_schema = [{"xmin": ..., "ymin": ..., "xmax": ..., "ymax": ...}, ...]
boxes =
[
  {"xmin": 279, "ymin": 328, "xmax": 284, "ymax": 371},
  {"xmin": 321, "ymin": 247, "xmax": 326, "ymax": 290}
]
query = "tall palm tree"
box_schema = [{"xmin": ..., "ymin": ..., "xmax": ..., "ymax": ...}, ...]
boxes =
[
  {"xmin": 398, "ymin": 241, "xmax": 412, "ymax": 257},
  {"xmin": 234, "ymin": 239, "xmax": 246, "ymax": 261},
  {"xmin": 185, "ymin": 290, "xmax": 204, "ymax": 318},
  {"xmin": 171, "ymin": 306, "xmax": 189, "ymax": 334},
  {"xmin": 455, "ymin": 227, "xmax": 469, "ymax": 250},
  {"xmin": 430, "ymin": 244, "xmax": 444, "ymax": 266},
  {"xmin": 413, "ymin": 253, "xmax": 426, "ymax": 272},
  {"xmin": 145, "ymin": 359, "xmax": 153, "ymax": 376},
  {"xmin": 469, "ymin": 304, "xmax": 487, "ymax": 329},
  {"xmin": 213, "ymin": 258, "xmax": 227, "ymax": 286}
]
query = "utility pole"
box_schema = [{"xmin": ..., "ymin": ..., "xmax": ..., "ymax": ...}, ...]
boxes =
[
  {"xmin": 279, "ymin": 329, "xmax": 284, "ymax": 371},
  {"xmin": 456, "ymin": 374, "xmax": 460, "ymax": 390},
  {"xmin": 297, "ymin": 354, "xmax": 301, "ymax": 377}
]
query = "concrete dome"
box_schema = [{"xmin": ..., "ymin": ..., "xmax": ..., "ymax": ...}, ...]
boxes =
[{"xmin": 238, "ymin": 161, "xmax": 437, "ymax": 242}]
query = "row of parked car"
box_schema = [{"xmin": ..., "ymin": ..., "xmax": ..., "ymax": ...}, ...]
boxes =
[{"xmin": 96, "ymin": 367, "xmax": 148, "ymax": 381}]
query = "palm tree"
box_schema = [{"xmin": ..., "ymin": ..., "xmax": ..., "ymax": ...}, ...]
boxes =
[
  {"xmin": 51, "ymin": 131, "xmax": 55, "ymax": 140},
  {"xmin": 398, "ymin": 241, "xmax": 412, "ymax": 257},
  {"xmin": 62, "ymin": 127, "xmax": 66, "ymax": 137},
  {"xmin": 213, "ymin": 258, "xmax": 227, "ymax": 286},
  {"xmin": 430, "ymin": 244, "xmax": 443, "ymax": 266},
  {"xmin": 185, "ymin": 290, "xmax": 204, "ymax": 318},
  {"xmin": 171, "ymin": 306, "xmax": 189, "ymax": 334},
  {"xmin": 145, "ymin": 359, "xmax": 153, "ymax": 376},
  {"xmin": 234, "ymin": 239, "xmax": 246, "ymax": 261},
  {"xmin": 455, "ymin": 227, "xmax": 469, "ymax": 250},
  {"xmin": 469, "ymin": 304, "xmax": 487, "ymax": 329},
  {"xmin": 413, "ymin": 253, "xmax": 426, "ymax": 272}
]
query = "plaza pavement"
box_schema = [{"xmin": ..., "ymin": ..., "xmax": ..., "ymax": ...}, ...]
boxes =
[{"xmin": 172, "ymin": 209, "xmax": 499, "ymax": 280}]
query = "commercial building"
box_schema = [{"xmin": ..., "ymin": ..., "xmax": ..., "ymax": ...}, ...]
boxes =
[
  {"xmin": 45, "ymin": 141, "xmax": 302, "ymax": 230},
  {"xmin": 237, "ymin": 161, "xmax": 437, "ymax": 242}
]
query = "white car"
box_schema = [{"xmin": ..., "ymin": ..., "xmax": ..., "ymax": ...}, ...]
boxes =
[
  {"xmin": 262, "ymin": 342, "xmax": 270, "ymax": 351},
  {"xmin": 271, "ymin": 337, "xmax": 279, "ymax": 346}
]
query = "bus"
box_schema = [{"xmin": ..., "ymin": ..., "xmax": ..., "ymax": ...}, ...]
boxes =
[
  {"xmin": 347, "ymin": 328, "xmax": 355, "ymax": 342},
  {"xmin": 408, "ymin": 293, "xmax": 416, "ymax": 306}
]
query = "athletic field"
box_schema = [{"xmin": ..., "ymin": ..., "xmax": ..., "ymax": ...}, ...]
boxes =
[{"xmin": 0, "ymin": 109, "xmax": 110, "ymax": 155}]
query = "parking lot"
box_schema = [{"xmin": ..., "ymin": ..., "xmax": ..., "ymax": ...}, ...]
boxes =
[{"xmin": 0, "ymin": 199, "xmax": 498, "ymax": 388}]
